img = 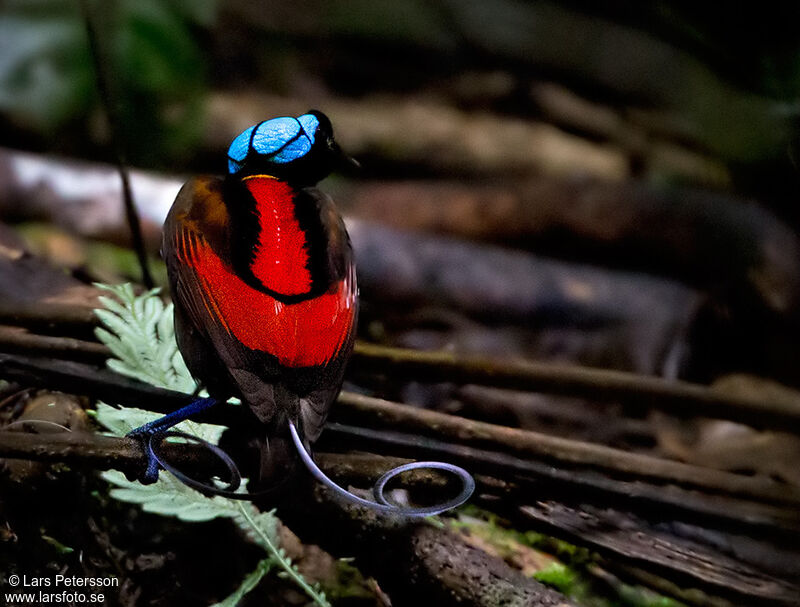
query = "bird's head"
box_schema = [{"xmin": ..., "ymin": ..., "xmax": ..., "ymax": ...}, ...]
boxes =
[{"xmin": 226, "ymin": 110, "xmax": 357, "ymax": 186}]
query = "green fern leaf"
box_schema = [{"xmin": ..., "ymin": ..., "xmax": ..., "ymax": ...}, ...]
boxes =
[
  {"xmin": 94, "ymin": 284, "xmax": 330, "ymax": 607},
  {"xmin": 211, "ymin": 559, "xmax": 273, "ymax": 607}
]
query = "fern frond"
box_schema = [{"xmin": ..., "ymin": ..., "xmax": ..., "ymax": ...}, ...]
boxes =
[
  {"xmin": 94, "ymin": 283, "xmax": 330, "ymax": 607},
  {"xmin": 234, "ymin": 502, "xmax": 329, "ymax": 606},
  {"xmin": 93, "ymin": 283, "xmax": 196, "ymax": 393},
  {"xmin": 211, "ymin": 559, "xmax": 274, "ymax": 607}
]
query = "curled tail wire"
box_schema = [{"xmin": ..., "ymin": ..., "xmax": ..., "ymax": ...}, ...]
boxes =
[
  {"xmin": 130, "ymin": 397, "xmax": 475, "ymax": 513},
  {"xmin": 288, "ymin": 422, "xmax": 475, "ymax": 517}
]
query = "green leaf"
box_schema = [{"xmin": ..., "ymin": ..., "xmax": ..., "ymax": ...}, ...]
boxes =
[
  {"xmin": 94, "ymin": 283, "xmax": 196, "ymax": 393},
  {"xmin": 93, "ymin": 284, "xmax": 330, "ymax": 607},
  {"xmin": 0, "ymin": 0, "xmax": 212, "ymax": 164},
  {"xmin": 211, "ymin": 558, "xmax": 273, "ymax": 607},
  {"xmin": 101, "ymin": 470, "xmax": 238, "ymax": 522},
  {"xmin": 41, "ymin": 534, "xmax": 75, "ymax": 555}
]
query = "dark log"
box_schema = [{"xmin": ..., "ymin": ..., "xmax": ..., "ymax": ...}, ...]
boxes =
[
  {"xmin": 2, "ymin": 391, "xmax": 91, "ymax": 482},
  {"xmin": 0, "ymin": 432, "xmax": 576, "ymax": 606},
  {"xmin": 3, "ymin": 353, "xmax": 799, "ymax": 539},
  {"xmin": 0, "ymin": 353, "xmax": 192, "ymax": 412},
  {"xmin": 518, "ymin": 503, "xmax": 800, "ymax": 607},
  {"xmin": 443, "ymin": 1, "xmax": 790, "ymax": 166},
  {"xmin": 0, "ymin": 430, "xmax": 574, "ymax": 605},
  {"xmin": 0, "ymin": 223, "xmax": 100, "ymax": 308},
  {"xmin": 204, "ymin": 91, "xmax": 628, "ymax": 181},
  {"xmin": 0, "ymin": 300, "xmax": 97, "ymax": 338},
  {"xmin": 0, "ymin": 326, "xmax": 109, "ymax": 363},
  {"xmin": 4, "ymin": 427, "xmax": 800, "ymax": 606},
  {"xmin": 0, "ymin": 147, "xmax": 701, "ymax": 374},
  {"xmin": 3, "ymin": 352, "xmax": 796, "ymax": 509},
  {"xmin": 209, "ymin": 2, "xmax": 790, "ymax": 181},
  {"xmin": 333, "ymin": 392, "xmax": 800, "ymax": 508},
  {"xmin": 4, "ymin": 319, "xmax": 800, "ymax": 435},
  {"xmin": 317, "ymin": 454, "xmax": 800, "ymax": 589},
  {"xmin": 452, "ymin": 385, "xmax": 655, "ymax": 445},
  {"xmin": 0, "ymin": 431, "xmax": 219, "ymax": 479},
  {"xmin": 342, "ymin": 177, "xmax": 800, "ymax": 319},
  {"xmin": 348, "ymin": 220, "xmax": 700, "ymax": 374},
  {"xmin": 322, "ymin": 423, "xmax": 800, "ymax": 538},
  {"xmin": 274, "ymin": 480, "xmax": 576, "ymax": 607},
  {"xmin": 350, "ymin": 343, "xmax": 800, "ymax": 434},
  {"xmin": 0, "ymin": 147, "xmax": 175, "ymax": 250}
]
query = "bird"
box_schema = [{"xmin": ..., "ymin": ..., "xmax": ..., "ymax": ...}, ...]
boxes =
[
  {"xmin": 129, "ymin": 110, "xmax": 474, "ymax": 515},
  {"xmin": 130, "ymin": 110, "xmax": 357, "ymax": 489}
]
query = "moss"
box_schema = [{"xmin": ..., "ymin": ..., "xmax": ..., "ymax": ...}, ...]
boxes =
[
  {"xmin": 533, "ymin": 562, "xmax": 578, "ymax": 590},
  {"xmin": 451, "ymin": 506, "xmax": 688, "ymax": 607},
  {"xmin": 318, "ymin": 559, "xmax": 380, "ymax": 602}
]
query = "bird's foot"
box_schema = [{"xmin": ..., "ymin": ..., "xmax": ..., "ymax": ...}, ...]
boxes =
[
  {"xmin": 125, "ymin": 429, "xmax": 162, "ymax": 484},
  {"xmin": 125, "ymin": 397, "xmax": 219, "ymax": 484}
]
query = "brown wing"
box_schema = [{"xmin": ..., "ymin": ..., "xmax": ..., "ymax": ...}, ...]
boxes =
[
  {"xmin": 296, "ymin": 187, "xmax": 358, "ymax": 441},
  {"xmin": 162, "ymin": 177, "xmax": 357, "ymax": 441}
]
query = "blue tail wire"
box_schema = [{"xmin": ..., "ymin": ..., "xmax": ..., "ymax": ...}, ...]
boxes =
[{"xmin": 127, "ymin": 397, "xmax": 475, "ymax": 515}]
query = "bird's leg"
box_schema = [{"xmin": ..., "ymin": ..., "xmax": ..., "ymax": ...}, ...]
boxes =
[{"xmin": 127, "ymin": 397, "xmax": 220, "ymax": 483}]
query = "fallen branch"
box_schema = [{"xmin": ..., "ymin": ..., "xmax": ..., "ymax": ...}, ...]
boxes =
[
  {"xmin": 0, "ymin": 326, "xmax": 109, "ymax": 363},
  {"xmin": 334, "ymin": 392, "xmax": 800, "ymax": 508},
  {"xmin": 2, "ymin": 354, "xmax": 799, "ymax": 539},
  {"xmin": 0, "ymin": 301, "xmax": 97, "ymax": 337},
  {"xmin": 3, "ymin": 413, "xmax": 798, "ymax": 604},
  {"xmin": 322, "ymin": 422, "xmax": 800, "ymax": 538},
  {"xmin": 276, "ymin": 481, "xmax": 577, "ymax": 607},
  {"xmin": 0, "ymin": 432, "xmax": 574, "ymax": 607},
  {"xmin": 343, "ymin": 177, "xmax": 800, "ymax": 318},
  {"xmin": 0, "ymin": 430, "xmax": 451, "ymax": 494},
  {"xmin": 0, "ymin": 147, "xmax": 701, "ymax": 374},
  {"xmin": 3, "ymin": 352, "xmax": 797, "ymax": 509},
  {"xmin": 3, "ymin": 308, "xmax": 800, "ymax": 434},
  {"xmin": 518, "ymin": 503, "xmax": 799, "ymax": 607},
  {"xmin": 0, "ymin": 430, "xmax": 220, "ymax": 478},
  {"xmin": 351, "ymin": 343, "xmax": 800, "ymax": 433}
]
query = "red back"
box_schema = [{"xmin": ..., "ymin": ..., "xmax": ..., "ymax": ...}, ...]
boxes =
[{"xmin": 245, "ymin": 176, "xmax": 313, "ymax": 296}]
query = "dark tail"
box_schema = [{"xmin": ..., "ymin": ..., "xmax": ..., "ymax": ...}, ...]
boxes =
[{"xmin": 255, "ymin": 429, "xmax": 298, "ymax": 490}]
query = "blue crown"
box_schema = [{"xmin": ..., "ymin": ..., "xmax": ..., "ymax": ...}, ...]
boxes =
[{"xmin": 227, "ymin": 114, "xmax": 321, "ymax": 175}]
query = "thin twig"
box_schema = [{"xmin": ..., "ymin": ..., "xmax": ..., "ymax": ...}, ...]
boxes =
[
  {"xmin": 79, "ymin": 0, "xmax": 154, "ymax": 288},
  {"xmin": 334, "ymin": 392, "xmax": 800, "ymax": 507},
  {"xmin": 0, "ymin": 326, "xmax": 109, "ymax": 362},
  {"xmin": 1, "ymin": 353, "xmax": 799, "ymax": 537},
  {"xmin": 0, "ymin": 302, "xmax": 98, "ymax": 337},
  {"xmin": 2, "ymin": 305, "xmax": 800, "ymax": 432},
  {"xmin": 321, "ymin": 423, "xmax": 800, "ymax": 537},
  {"xmin": 0, "ymin": 430, "xmax": 217, "ymax": 477},
  {"xmin": 352, "ymin": 343, "xmax": 800, "ymax": 432}
]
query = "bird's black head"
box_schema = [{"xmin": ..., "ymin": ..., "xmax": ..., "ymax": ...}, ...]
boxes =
[{"xmin": 226, "ymin": 110, "xmax": 357, "ymax": 186}]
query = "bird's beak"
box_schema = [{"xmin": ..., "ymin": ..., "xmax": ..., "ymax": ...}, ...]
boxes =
[{"xmin": 332, "ymin": 141, "xmax": 360, "ymax": 172}]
